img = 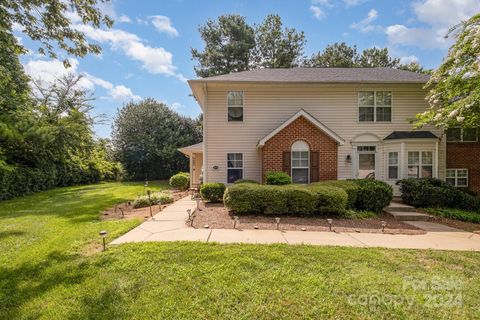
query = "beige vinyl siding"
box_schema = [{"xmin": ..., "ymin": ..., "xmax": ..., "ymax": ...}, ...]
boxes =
[{"xmin": 203, "ymin": 83, "xmax": 444, "ymax": 184}]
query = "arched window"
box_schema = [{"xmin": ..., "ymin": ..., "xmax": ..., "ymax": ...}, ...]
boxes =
[{"xmin": 291, "ymin": 140, "xmax": 309, "ymax": 184}]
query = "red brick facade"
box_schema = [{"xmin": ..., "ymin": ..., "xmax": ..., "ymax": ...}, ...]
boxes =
[
  {"xmin": 261, "ymin": 116, "xmax": 338, "ymax": 182},
  {"xmin": 447, "ymin": 142, "xmax": 480, "ymax": 194}
]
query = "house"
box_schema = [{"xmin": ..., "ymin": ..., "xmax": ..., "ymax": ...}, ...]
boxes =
[{"xmin": 181, "ymin": 67, "xmax": 479, "ymax": 195}]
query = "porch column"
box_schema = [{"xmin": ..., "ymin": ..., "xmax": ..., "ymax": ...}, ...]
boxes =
[
  {"xmin": 434, "ymin": 140, "xmax": 439, "ymax": 178},
  {"xmin": 400, "ymin": 142, "xmax": 405, "ymax": 179}
]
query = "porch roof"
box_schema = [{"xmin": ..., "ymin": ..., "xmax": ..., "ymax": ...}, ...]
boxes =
[
  {"xmin": 383, "ymin": 131, "xmax": 438, "ymax": 140},
  {"xmin": 178, "ymin": 142, "xmax": 203, "ymax": 156},
  {"xmin": 257, "ymin": 109, "xmax": 345, "ymax": 147}
]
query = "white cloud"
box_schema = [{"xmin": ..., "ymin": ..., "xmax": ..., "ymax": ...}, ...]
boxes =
[
  {"xmin": 350, "ymin": 9, "xmax": 381, "ymax": 33},
  {"xmin": 75, "ymin": 25, "xmax": 183, "ymax": 80},
  {"xmin": 170, "ymin": 102, "xmax": 182, "ymax": 110},
  {"xmin": 343, "ymin": 0, "xmax": 365, "ymax": 7},
  {"xmin": 311, "ymin": 0, "xmax": 333, "ymax": 7},
  {"xmin": 150, "ymin": 15, "xmax": 179, "ymax": 37},
  {"xmin": 399, "ymin": 55, "xmax": 419, "ymax": 64},
  {"xmin": 24, "ymin": 58, "xmax": 140, "ymax": 102},
  {"xmin": 118, "ymin": 15, "xmax": 132, "ymax": 23},
  {"xmin": 310, "ymin": 6, "xmax": 325, "ymax": 20},
  {"xmin": 385, "ymin": 0, "xmax": 480, "ymax": 49}
]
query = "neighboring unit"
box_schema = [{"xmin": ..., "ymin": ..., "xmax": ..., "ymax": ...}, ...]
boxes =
[{"xmin": 180, "ymin": 67, "xmax": 478, "ymax": 195}]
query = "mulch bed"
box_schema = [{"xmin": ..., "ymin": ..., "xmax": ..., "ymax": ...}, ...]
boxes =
[
  {"xmin": 100, "ymin": 189, "xmax": 190, "ymax": 220},
  {"xmin": 192, "ymin": 203, "xmax": 426, "ymax": 235}
]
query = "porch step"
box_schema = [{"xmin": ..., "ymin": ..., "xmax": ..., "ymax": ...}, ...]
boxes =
[
  {"xmin": 384, "ymin": 202, "xmax": 417, "ymax": 212},
  {"xmin": 384, "ymin": 211, "xmax": 431, "ymax": 221}
]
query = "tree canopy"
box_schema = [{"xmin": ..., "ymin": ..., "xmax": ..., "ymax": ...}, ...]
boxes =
[
  {"xmin": 416, "ymin": 14, "xmax": 480, "ymax": 128},
  {"xmin": 112, "ymin": 99, "xmax": 202, "ymax": 180}
]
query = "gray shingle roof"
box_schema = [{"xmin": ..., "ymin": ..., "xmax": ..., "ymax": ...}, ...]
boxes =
[
  {"xmin": 189, "ymin": 67, "xmax": 430, "ymax": 83},
  {"xmin": 384, "ymin": 131, "xmax": 438, "ymax": 140}
]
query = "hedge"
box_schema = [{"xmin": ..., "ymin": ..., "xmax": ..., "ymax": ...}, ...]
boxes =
[
  {"xmin": 265, "ymin": 171, "xmax": 292, "ymax": 185},
  {"xmin": 169, "ymin": 172, "xmax": 190, "ymax": 190},
  {"xmin": 234, "ymin": 179, "xmax": 259, "ymax": 184},
  {"xmin": 133, "ymin": 191, "xmax": 174, "ymax": 208},
  {"xmin": 223, "ymin": 183, "xmax": 347, "ymax": 216},
  {"xmin": 397, "ymin": 177, "xmax": 480, "ymax": 211},
  {"xmin": 200, "ymin": 183, "xmax": 226, "ymax": 202},
  {"xmin": 312, "ymin": 180, "xmax": 359, "ymax": 209},
  {"xmin": 349, "ymin": 179, "xmax": 393, "ymax": 212}
]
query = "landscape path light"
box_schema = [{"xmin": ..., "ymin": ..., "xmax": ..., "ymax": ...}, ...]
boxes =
[
  {"xmin": 147, "ymin": 190, "xmax": 153, "ymax": 218},
  {"xmin": 275, "ymin": 217, "xmax": 281, "ymax": 230},
  {"xmin": 381, "ymin": 221, "xmax": 387, "ymax": 233},
  {"xmin": 327, "ymin": 218, "xmax": 333, "ymax": 232},
  {"xmin": 99, "ymin": 230, "xmax": 108, "ymax": 251},
  {"xmin": 233, "ymin": 216, "xmax": 239, "ymax": 229}
]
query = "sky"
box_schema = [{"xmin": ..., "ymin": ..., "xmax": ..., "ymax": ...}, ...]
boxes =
[{"xmin": 16, "ymin": 0, "xmax": 480, "ymax": 138}]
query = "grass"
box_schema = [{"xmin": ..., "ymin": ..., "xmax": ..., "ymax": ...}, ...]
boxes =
[
  {"xmin": 0, "ymin": 182, "xmax": 480, "ymax": 319},
  {"xmin": 424, "ymin": 208, "xmax": 480, "ymax": 223}
]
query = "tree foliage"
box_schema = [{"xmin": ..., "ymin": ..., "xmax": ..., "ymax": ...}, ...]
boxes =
[
  {"xmin": 252, "ymin": 14, "xmax": 306, "ymax": 68},
  {"xmin": 191, "ymin": 15, "xmax": 255, "ymax": 78},
  {"xmin": 112, "ymin": 99, "xmax": 202, "ymax": 180},
  {"xmin": 357, "ymin": 47, "xmax": 400, "ymax": 67},
  {"xmin": 306, "ymin": 42, "xmax": 359, "ymax": 67},
  {"xmin": 416, "ymin": 14, "xmax": 480, "ymax": 128},
  {"xmin": 0, "ymin": 0, "xmax": 112, "ymax": 64}
]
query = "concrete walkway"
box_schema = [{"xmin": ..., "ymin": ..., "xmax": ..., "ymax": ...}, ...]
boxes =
[{"xmin": 111, "ymin": 196, "xmax": 480, "ymax": 251}]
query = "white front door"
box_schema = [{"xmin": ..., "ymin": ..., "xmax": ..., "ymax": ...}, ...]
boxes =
[{"xmin": 356, "ymin": 146, "xmax": 376, "ymax": 179}]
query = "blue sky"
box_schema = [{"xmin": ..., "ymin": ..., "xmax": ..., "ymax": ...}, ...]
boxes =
[{"xmin": 17, "ymin": 0, "xmax": 480, "ymax": 138}]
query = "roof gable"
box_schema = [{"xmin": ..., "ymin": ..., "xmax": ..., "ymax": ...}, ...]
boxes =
[{"xmin": 257, "ymin": 110, "xmax": 345, "ymax": 147}]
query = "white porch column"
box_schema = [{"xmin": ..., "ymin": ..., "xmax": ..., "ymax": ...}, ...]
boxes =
[
  {"xmin": 434, "ymin": 140, "xmax": 439, "ymax": 178},
  {"xmin": 400, "ymin": 142, "xmax": 405, "ymax": 179}
]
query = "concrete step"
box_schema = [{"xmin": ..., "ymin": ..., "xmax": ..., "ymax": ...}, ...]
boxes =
[
  {"xmin": 384, "ymin": 202, "xmax": 417, "ymax": 212},
  {"xmin": 385, "ymin": 211, "xmax": 431, "ymax": 221}
]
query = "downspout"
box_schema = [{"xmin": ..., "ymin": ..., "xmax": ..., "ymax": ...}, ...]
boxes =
[{"xmin": 202, "ymin": 83, "xmax": 208, "ymax": 183}]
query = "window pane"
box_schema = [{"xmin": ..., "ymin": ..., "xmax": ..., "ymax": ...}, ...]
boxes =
[
  {"xmin": 447, "ymin": 128, "xmax": 461, "ymax": 142},
  {"xmin": 292, "ymin": 151, "xmax": 300, "ymax": 160},
  {"xmin": 359, "ymin": 107, "xmax": 374, "ymax": 122},
  {"xmin": 359, "ymin": 91, "xmax": 374, "ymax": 106},
  {"xmin": 388, "ymin": 166, "xmax": 398, "ymax": 179},
  {"xmin": 446, "ymin": 169, "xmax": 456, "ymax": 178},
  {"xmin": 292, "ymin": 168, "xmax": 309, "ymax": 184},
  {"xmin": 227, "ymin": 169, "xmax": 243, "ymax": 183},
  {"xmin": 408, "ymin": 166, "xmax": 419, "ymax": 178},
  {"xmin": 457, "ymin": 178, "xmax": 468, "ymax": 187},
  {"xmin": 463, "ymin": 128, "xmax": 478, "ymax": 142},
  {"xmin": 389, "ymin": 152, "xmax": 398, "ymax": 165},
  {"xmin": 376, "ymin": 107, "xmax": 391, "ymax": 121},
  {"xmin": 235, "ymin": 153, "xmax": 243, "ymax": 161},
  {"xmin": 421, "ymin": 165, "xmax": 433, "ymax": 178},
  {"xmin": 408, "ymin": 152, "xmax": 419, "ymax": 165},
  {"xmin": 300, "ymin": 159, "xmax": 309, "ymax": 167},
  {"xmin": 457, "ymin": 169, "xmax": 468, "ymax": 178},
  {"xmin": 446, "ymin": 178, "xmax": 456, "ymax": 186},
  {"xmin": 292, "ymin": 159, "xmax": 300, "ymax": 167},
  {"xmin": 358, "ymin": 146, "xmax": 375, "ymax": 152},
  {"xmin": 228, "ymin": 107, "xmax": 243, "ymax": 121},
  {"xmin": 227, "ymin": 153, "xmax": 235, "ymax": 161},
  {"xmin": 227, "ymin": 91, "xmax": 243, "ymax": 106},
  {"xmin": 376, "ymin": 91, "xmax": 392, "ymax": 106},
  {"xmin": 422, "ymin": 152, "xmax": 433, "ymax": 165},
  {"xmin": 300, "ymin": 151, "xmax": 308, "ymax": 159}
]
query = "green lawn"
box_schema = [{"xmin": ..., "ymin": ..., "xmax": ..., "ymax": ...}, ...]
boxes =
[{"xmin": 1, "ymin": 183, "xmax": 480, "ymax": 319}]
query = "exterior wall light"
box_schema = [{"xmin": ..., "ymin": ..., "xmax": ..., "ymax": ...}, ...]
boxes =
[{"xmin": 212, "ymin": 165, "xmax": 219, "ymax": 170}]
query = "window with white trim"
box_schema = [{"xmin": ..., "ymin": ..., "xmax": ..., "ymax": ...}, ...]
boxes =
[
  {"xmin": 407, "ymin": 151, "xmax": 433, "ymax": 178},
  {"xmin": 388, "ymin": 152, "xmax": 399, "ymax": 180},
  {"xmin": 446, "ymin": 169, "xmax": 468, "ymax": 187},
  {"xmin": 358, "ymin": 91, "xmax": 392, "ymax": 122},
  {"xmin": 291, "ymin": 141, "xmax": 309, "ymax": 184},
  {"xmin": 227, "ymin": 91, "xmax": 243, "ymax": 122},
  {"xmin": 446, "ymin": 128, "xmax": 478, "ymax": 142},
  {"xmin": 227, "ymin": 153, "xmax": 243, "ymax": 183}
]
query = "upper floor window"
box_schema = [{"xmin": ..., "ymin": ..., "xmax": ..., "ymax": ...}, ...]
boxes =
[
  {"xmin": 358, "ymin": 91, "xmax": 392, "ymax": 122},
  {"xmin": 446, "ymin": 128, "xmax": 478, "ymax": 142},
  {"xmin": 227, "ymin": 91, "xmax": 243, "ymax": 122}
]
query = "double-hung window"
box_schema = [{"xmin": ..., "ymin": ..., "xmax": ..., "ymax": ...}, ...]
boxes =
[
  {"xmin": 446, "ymin": 169, "xmax": 468, "ymax": 187},
  {"xmin": 388, "ymin": 152, "xmax": 399, "ymax": 180},
  {"xmin": 446, "ymin": 128, "xmax": 478, "ymax": 142},
  {"xmin": 408, "ymin": 151, "xmax": 433, "ymax": 178},
  {"xmin": 227, "ymin": 91, "xmax": 243, "ymax": 122},
  {"xmin": 227, "ymin": 153, "xmax": 243, "ymax": 183},
  {"xmin": 358, "ymin": 91, "xmax": 392, "ymax": 122}
]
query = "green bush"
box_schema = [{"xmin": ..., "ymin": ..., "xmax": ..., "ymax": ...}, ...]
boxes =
[
  {"xmin": 133, "ymin": 191, "xmax": 174, "ymax": 208},
  {"xmin": 200, "ymin": 183, "xmax": 226, "ymax": 203},
  {"xmin": 349, "ymin": 179, "xmax": 393, "ymax": 212},
  {"xmin": 265, "ymin": 171, "xmax": 291, "ymax": 185},
  {"xmin": 397, "ymin": 177, "xmax": 480, "ymax": 211},
  {"xmin": 224, "ymin": 183, "xmax": 347, "ymax": 216},
  {"xmin": 234, "ymin": 179, "xmax": 259, "ymax": 184},
  {"xmin": 169, "ymin": 172, "xmax": 190, "ymax": 190},
  {"xmin": 341, "ymin": 210, "xmax": 377, "ymax": 219},
  {"xmin": 424, "ymin": 208, "xmax": 480, "ymax": 223},
  {"xmin": 313, "ymin": 180, "xmax": 359, "ymax": 209}
]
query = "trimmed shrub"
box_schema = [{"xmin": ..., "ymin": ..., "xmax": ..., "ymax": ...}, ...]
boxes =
[
  {"xmin": 133, "ymin": 191, "xmax": 174, "ymax": 208},
  {"xmin": 349, "ymin": 179, "xmax": 393, "ymax": 212},
  {"xmin": 312, "ymin": 180, "xmax": 359, "ymax": 209},
  {"xmin": 169, "ymin": 172, "xmax": 190, "ymax": 190},
  {"xmin": 341, "ymin": 210, "xmax": 376, "ymax": 219},
  {"xmin": 265, "ymin": 171, "xmax": 291, "ymax": 185},
  {"xmin": 424, "ymin": 208, "xmax": 480, "ymax": 223},
  {"xmin": 234, "ymin": 179, "xmax": 259, "ymax": 184},
  {"xmin": 397, "ymin": 177, "xmax": 480, "ymax": 211},
  {"xmin": 224, "ymin": 183, "xmax": 347, "ymax": 216},
  {"xmin": 200, "ymin": 183, "xmax": 226, "ymax": 203}
]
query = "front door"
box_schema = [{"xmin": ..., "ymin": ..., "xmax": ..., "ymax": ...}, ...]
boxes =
[{"xmin": 357, "ymin": 146, "xmax": 376, "ymax": 179}]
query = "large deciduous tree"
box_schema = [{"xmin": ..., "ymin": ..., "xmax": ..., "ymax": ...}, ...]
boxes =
[
  {"xmin": 112, "ymin": 99, "xmax": 202, "ymax": 180},
  {"xmin": 357, "ymin": 47, "xmax": 400, "ymax": 67},
  {"xmin": 306, "ymin": 42, "xmax": 358, "ymax": 67},
  {"xmin": 191, "ymin": 15, "xmax": 255, "ymax": 78},
  {"xmin": 252, "ymin": 14, "xmax": 306, "ymax": 68},
  {"xmin": 416, "ymin": 14, "xmax": 480, "ymax": 128}
]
